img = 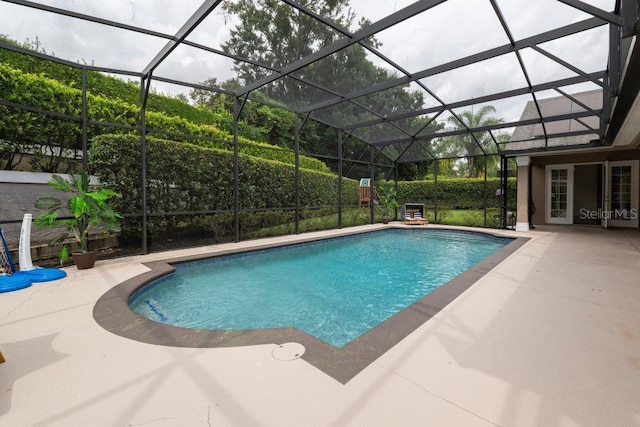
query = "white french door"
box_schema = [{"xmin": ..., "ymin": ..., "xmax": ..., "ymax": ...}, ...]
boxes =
[
  {"xmin": 546, "ymin": 165, "xmax": 574, "ymax": 224},
  {"xmin": 606, "ymin": 160, "xmax": 639, "ymax": 228}
]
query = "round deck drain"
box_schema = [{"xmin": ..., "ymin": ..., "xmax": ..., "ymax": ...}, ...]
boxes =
[{"xmin": 272, "ymin": 342, "xmax": 305, "ymax": 361}]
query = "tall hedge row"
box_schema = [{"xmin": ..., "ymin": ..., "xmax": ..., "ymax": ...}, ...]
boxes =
[
  {"xmin": 0, "ymin": 63, "xmax": 330, "ymax": 173},
  {"xmin": 0, "ymin": 44, "xmax": 329, "ymax": 150},
  {"xmin": 0, "ymin": 45, "xmax": 249, "ymax": 130},
  {"xmin": 396, "ymin": 178, "xmax": 517, "ymax": 209},
  {"xmin": 89, "ymin": 134, "xmax": 359, "ymax": 235}
]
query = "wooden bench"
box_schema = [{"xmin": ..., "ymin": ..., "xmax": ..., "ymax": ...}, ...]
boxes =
[{"xmin": 403, "ymin": 203, "xmax": 429, "ymax": 225}]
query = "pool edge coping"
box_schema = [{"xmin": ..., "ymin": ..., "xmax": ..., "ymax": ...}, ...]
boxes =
[{"xmin": 93, "ymin": 227, "xmax": 529, "ymax": 384}]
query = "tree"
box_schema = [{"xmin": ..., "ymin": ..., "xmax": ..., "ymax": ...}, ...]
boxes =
[
  {"xmin": 189, "ymin": 77, "xmax": 230, "ymax": 112},
  {"xmin": 221, "ymin": 0, "xmax": 424, "ymax": 113},
  {"xmin": 221, "ymin": 0, "xmax": 356, "ymax": 103},
  {"xmin": 217, "ymin": 0, "xmax": 433, "ymax": 177},
  {"xmin": 438, "ymin": 105, "xmax": 504, "ymax": 178}
]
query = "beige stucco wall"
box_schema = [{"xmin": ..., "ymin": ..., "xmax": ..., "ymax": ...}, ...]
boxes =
[
  {"xmin": 516, "ymin": 165, "xmax": 529, "ymax": 225},
  {"xmin": 531, "ymin": 165, "xmax": 545, "ymax": 225}
]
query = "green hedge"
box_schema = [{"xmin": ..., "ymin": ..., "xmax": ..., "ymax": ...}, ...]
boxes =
[
  {"xmin": 0, "ymin": 44, "xmax": 270, "ymax": 138},
  {"xmin": 396, "ymin": 178, "xmax": 517, "ymax": 209},
  {"xmin": 0, "ymin": 63, "xmax": 330, "ymax": 173},
  {"xmin": 1, "ymin": 44, "xmax": 338, "ymax": 153},
  {"xmin": 90, "ymin": 134, "xmax": 359, "ymax": 235}
]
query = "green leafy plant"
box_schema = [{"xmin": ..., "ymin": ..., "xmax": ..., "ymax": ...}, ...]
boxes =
[
  {"xmin": 90, "ymin": 134, "xmax": 359, "ymax": 238},
  {"xmin": 34, "ymin": 172, "xmax": 122, "ymax": 264},
  {"xmin": 396, "ymin": 178, "xmax": 516, "ymax": 210},
  {"xmin": 376, "ymin": 181, "xmax": 400, "ymax": 221},
  {"xmin": 0, "ymin": 63, "xmax": 330, "ymax": 173}
]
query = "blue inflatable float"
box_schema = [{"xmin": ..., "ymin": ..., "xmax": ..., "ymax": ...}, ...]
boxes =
[
  {"xmin": 0, "ymin": 274, "xmax": 32, "ymax": 293},
  {"xmin": 0, "ymin": 218, "xmax": 67, "ymax": 293}
]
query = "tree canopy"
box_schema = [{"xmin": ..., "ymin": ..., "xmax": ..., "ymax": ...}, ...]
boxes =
[
  {"xmin": 202, "ymin": 0, "xmax": 438, "ymax": 178},
  {"xmin": 221, "ymin": 0, "xmax": 425, "ymax": 114},
  {"xmin": 435, "ymin": 105, "xmax": 505, "ymax": 178},
  {"xmin": 221, "ymin": 0, "xmax": 355, "ymax": 104}
]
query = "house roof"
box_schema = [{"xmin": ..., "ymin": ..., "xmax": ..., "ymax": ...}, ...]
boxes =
[{"xmin": 505, "ymin": 89, "xmax": 603, "ymax": 153}]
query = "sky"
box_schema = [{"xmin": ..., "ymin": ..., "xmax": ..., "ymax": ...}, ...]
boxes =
[{"xmin": 0, "ymin": 0, "xmax": 615, "ymax": 129}]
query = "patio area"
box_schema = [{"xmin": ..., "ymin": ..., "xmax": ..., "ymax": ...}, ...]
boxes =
[{"xmin": 1, "ymin": 224, "xmax": 639, "ymax": 426}]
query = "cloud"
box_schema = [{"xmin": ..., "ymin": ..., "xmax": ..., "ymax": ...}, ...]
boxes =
[{"xmin": 0, "ymin": 0, "xmax": 615, "ymax": 124}]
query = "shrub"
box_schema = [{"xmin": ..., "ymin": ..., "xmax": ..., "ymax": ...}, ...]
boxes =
[
  {"xmin": 0, "ymin": 63, "xmax": 330, "ymax": 173},
  {"xmin": 397, "ymin": 178, "xmax": 516, "ymax": 210},
  {"xmin": 89, "ymin": 134, "xmax": 359, "ymax": 237},
  {"xmin": 0, "ymin": 44, "xmax": 268, "ymax": 136}
]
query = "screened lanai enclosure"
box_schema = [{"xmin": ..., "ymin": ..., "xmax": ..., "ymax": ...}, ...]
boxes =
[{"xmin": 1, "ymin": 0, "xmax": 638, "ymax": 254}]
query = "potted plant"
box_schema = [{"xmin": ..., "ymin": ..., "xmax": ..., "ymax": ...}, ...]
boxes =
[
  {"xmin": 376, "ymin": 181, "xmax": 400, "ymax": 224},
  {"xmin": 34, "ymin": 172, "xmax": 122, "ymax": 269}
]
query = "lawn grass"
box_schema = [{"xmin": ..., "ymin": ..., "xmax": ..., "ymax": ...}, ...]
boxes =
[
  {"xmin": 249, "ymin": 208, "xmax": 501, "ymax": 238},
  {"xmin": 249, "ymin": 208, "xmax": 383, "ymax": 238},
  {"xmin": 429, "ymin": 208, "xmax": 501, "ymax": 228}
]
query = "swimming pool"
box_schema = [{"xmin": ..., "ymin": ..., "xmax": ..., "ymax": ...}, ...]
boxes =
[{"xmin": 129, "ymin": 229, "xmax": 512, "ymax": 348}]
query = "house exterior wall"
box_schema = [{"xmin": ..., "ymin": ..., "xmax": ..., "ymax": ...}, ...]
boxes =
[
  {"xmin": 526, "ymin": 148, "xmax": 640, "ymax": 227},
  {"xmin": 531, "ymin": 165, "xmax": 545, "ymax": 225},
  {"xmin": 530, "ymin": 149, "xmax": 640, "ymax": 167},
  {"xmin": 515, "ymin": 157, "xmax": 530, "ymax": 231},
  {"xmin": 573, "ymin": 164, "xmax": 601, "ymax": 225}
]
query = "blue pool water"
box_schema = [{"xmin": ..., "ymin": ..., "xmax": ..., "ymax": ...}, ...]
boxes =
[{"xmin": 130, "ymin": 229, "xmax": 511, "ymax": 347}]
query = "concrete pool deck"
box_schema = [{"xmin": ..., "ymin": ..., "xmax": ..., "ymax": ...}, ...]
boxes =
[{"xmin": 1, "ymin": 224, "xmax": 639, "ymax": 426}]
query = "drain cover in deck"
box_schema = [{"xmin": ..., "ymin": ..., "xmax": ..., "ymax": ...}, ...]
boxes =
[{"xmin": 272, "ymin": 342, "xmax": 305, "ymax": 361}]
